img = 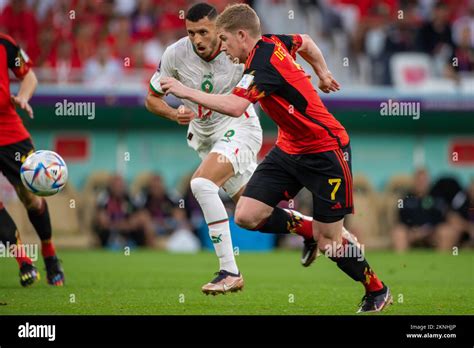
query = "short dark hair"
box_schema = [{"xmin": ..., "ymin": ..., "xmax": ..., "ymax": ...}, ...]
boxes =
[
  {"xmin": 186, "ymin": 3, "xmax": 217, "ymax": 22},
  {"xmin": 216, "ymin": 4, "xmax": 261, "ymax": 38}
]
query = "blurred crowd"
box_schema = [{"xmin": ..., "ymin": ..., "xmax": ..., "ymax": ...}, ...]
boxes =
[
  {"xmin": 86, "ymin": 171, "xmax": 214, "ymax": 250},
  {"xmin": 91, "ymin": 170, "xmax": 473, "ymax": 252},
  {"xmin": 390, "ymin": 169, "xmax": 473, "ymax": 252},
  {"xmin": 93, "ymin": 173, "xmax": 198, "ymax": 250},
  {"xmin": 256, "ymin": 0, "xmax": 474, "ymax": 85},
  {"xmin": 1, "ymin": 0, "xmax": 472, "ymax": 86},
  {"xmin": 0, "ymin": 0, "xmax": 238, "ymax": 85}
]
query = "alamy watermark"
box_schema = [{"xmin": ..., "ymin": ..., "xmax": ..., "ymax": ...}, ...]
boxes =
[
  {"xmin": 0, "ymin": 242, "xmax": 38, "ymax": 261},
  {"xmin": 324, "ymin": 241, "xmax": 365, "ymax": 261},
  {"xmin": 55, "ymin": 99, "xmax": 95, "ymax": 120},
  {"xmin": 18, "ymin": 322, "xmax": 55, "ymax": 342},
  {"xmin": 380, "ymin": 99, "xmax": 421, "ymax": 120},
  {"xmin": 216, "ymin": 151, "xmax": 256, "ymax": 166}
]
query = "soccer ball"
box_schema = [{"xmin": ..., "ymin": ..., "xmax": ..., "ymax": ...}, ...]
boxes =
[{"xmin": 20, "ymin": 150, "xmax": 68, "ymax": 196}]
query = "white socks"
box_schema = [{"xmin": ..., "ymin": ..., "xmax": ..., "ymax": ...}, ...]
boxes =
[{"xmin": 190, "ymin": 177, "xmax": 239, "ymax": 274}]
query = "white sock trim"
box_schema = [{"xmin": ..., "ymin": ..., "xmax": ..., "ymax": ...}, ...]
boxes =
[{"xmin": 190, "ymin": 177, "xmax": 238, "ymax": 274}]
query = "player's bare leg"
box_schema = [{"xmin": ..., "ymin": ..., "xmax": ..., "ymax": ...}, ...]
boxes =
[
  {"xmin": 234, "ymin": 196, "xmax": 319, "ymax": 266},
  {"xmin": 314, "ymin": 219, "xmax": 392, "ymax": 313},
  {"xmin": 15, "ymin": 185, "xmax": 64, "ymax": 286},
  {"xmin": 192, "ymin": 152, "xmax": 243, "ymax": 295},
  {"xmin": 234, "ymin": 196, "xmax": 273, "ymax": 229}
]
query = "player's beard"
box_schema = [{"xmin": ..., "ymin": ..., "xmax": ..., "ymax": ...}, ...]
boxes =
[{"xmin": 201, "ymin": 37, "xmax": 220, "ymax": 60}]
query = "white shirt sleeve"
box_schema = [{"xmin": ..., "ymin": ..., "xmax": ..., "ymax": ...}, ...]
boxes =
[{"xmin": 149, "ymin": 46, "xmax": 176, "ymax": 95}]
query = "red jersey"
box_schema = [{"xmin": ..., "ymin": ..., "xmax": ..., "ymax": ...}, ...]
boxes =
[
  {"xmin": 0, "ymin": 33, "xmax": 32, "ymax": 146},
  {"xmin": 233, "ymin": 34, "xmax": 349, "ymax": 154}
]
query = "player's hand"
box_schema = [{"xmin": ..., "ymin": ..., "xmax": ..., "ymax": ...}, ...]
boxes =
[
  {"xmin": 11, "ymin": 95, "xmax": 34, "ymax": 118},
  {"xmin": 160, "ymin": 77, "xmax": 189, "ymax": 99},
  {"xmin": 175, "ymin": 105, "xmax": 195, "ymax": 125},
  {"xmin": 318, "ymin": 72, "xmax": 340, "ymax": 94}
]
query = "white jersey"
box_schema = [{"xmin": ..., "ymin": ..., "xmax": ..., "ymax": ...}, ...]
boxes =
[{"xmin": 149, "ymin": 37, "xmax": 260, "ymax": 138}]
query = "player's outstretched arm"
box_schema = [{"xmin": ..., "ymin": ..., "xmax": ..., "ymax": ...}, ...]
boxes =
[
  {"xmin": 297, "ymin": 34, "xmax": 341, "ymax": 94},
  {"xmin": 145, "ymin": 92, "xmax": 195, "ymax": 125},
  {"xmin": 160, "ymin": 77, "xmax": 250, "ymax": 118},
  {"xmin": 11, "ymin": 69, "xmax": 37, "ymax": 119}
]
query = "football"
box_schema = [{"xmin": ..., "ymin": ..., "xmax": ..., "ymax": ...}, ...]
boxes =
[{"xmin": 20, "ymin": 150, "xmax": 68, "ymax": 196}]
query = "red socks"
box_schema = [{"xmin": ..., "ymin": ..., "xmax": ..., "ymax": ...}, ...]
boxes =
[
  {"xmin": 251, "ymin": 207, "xmax": 314, "ymax": 240},
  {"xmin": 41, "ymin": 239, "xmax": 57, "ymax": 258},
  {"xmin": 287, "ymin": 211, "xmax": 314, "ymax": 240},
  {"xmin": 362, "ymin": 266, "xmax": 384, "ymax": 293},
  {"xmin": 14, "ymin": 243, "xmax": 33, "ymax": 267}
]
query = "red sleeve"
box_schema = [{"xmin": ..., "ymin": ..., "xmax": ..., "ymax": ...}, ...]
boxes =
[
  {"xmin": 232, "ymin": 46, "xmax": 283, "ymax": 103},
  {"xmin": 232, "ymin": 78, "xmax": 264, "ymax": 104},
  {"xmin": 263, "ymin": 34, "xmax": 303, "ymax": 59},
  {"xmin": 0, "ymin": 34, "xmax": 33, "ymax": 79}
]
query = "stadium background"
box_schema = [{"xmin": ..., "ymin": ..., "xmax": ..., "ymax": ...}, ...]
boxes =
[{"xmin": 1, "ymin": 0, "xmax": 473, "ymax": 252}]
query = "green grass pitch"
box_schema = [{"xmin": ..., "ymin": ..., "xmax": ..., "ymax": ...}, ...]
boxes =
[{"xmin": 0, "ymin": 250, "xmax": 473, "ymax": 315}]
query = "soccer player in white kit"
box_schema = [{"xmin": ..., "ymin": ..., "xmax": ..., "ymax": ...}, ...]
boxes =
[{"xmin": 145, "ymin": 3, "xmax": 319, "ymax": 295}]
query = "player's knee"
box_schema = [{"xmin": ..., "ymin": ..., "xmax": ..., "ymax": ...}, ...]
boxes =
[
  {"xmin": 313, "ymin": 216, "xmax": 344, "ymax": 239},
  {"xmin": 234, "ymin": 211, "xmax": 255, "ymax": 229},
  {"xmin": 234, "ymin": 207, "xmax": 263, "ymax": 230},
  {"xmin": 314, "ymin": 223, "xmax": 341, "ymax": 242},
  {"xmin": 190, "ymin": 177, "xmax": 218, "ymax": 201},
  {"xmin": 234, "ymin": 198, "xmax": 269, "ymax": 230}
]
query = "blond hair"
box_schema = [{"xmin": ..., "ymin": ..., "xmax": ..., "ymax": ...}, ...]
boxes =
[{"xmin": 216, "ymin": 3, "xmax": 261, "ymax": 38}]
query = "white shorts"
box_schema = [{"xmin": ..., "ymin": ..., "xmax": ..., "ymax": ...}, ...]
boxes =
[{"xmin": 187, "ymin": 120, "xmax": 262, "ymax": 197}]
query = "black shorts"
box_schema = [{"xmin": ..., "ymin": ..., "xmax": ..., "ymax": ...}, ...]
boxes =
[
  {"xmin": 243, "ymin": 144, "xmax": 354, "ymax": 223},
  {"xmin": 0, "ymin": 138, "xmax": 35, "ymax": 186}
]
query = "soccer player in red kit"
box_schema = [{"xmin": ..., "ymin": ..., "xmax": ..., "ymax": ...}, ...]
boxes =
[
  {"xmin": 0, "ymin": 33, "xmax": 65, "ymax": 286},
  {"xmin": 160, "ymin": 4, "xmax": 392, "ymax": 312}
]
